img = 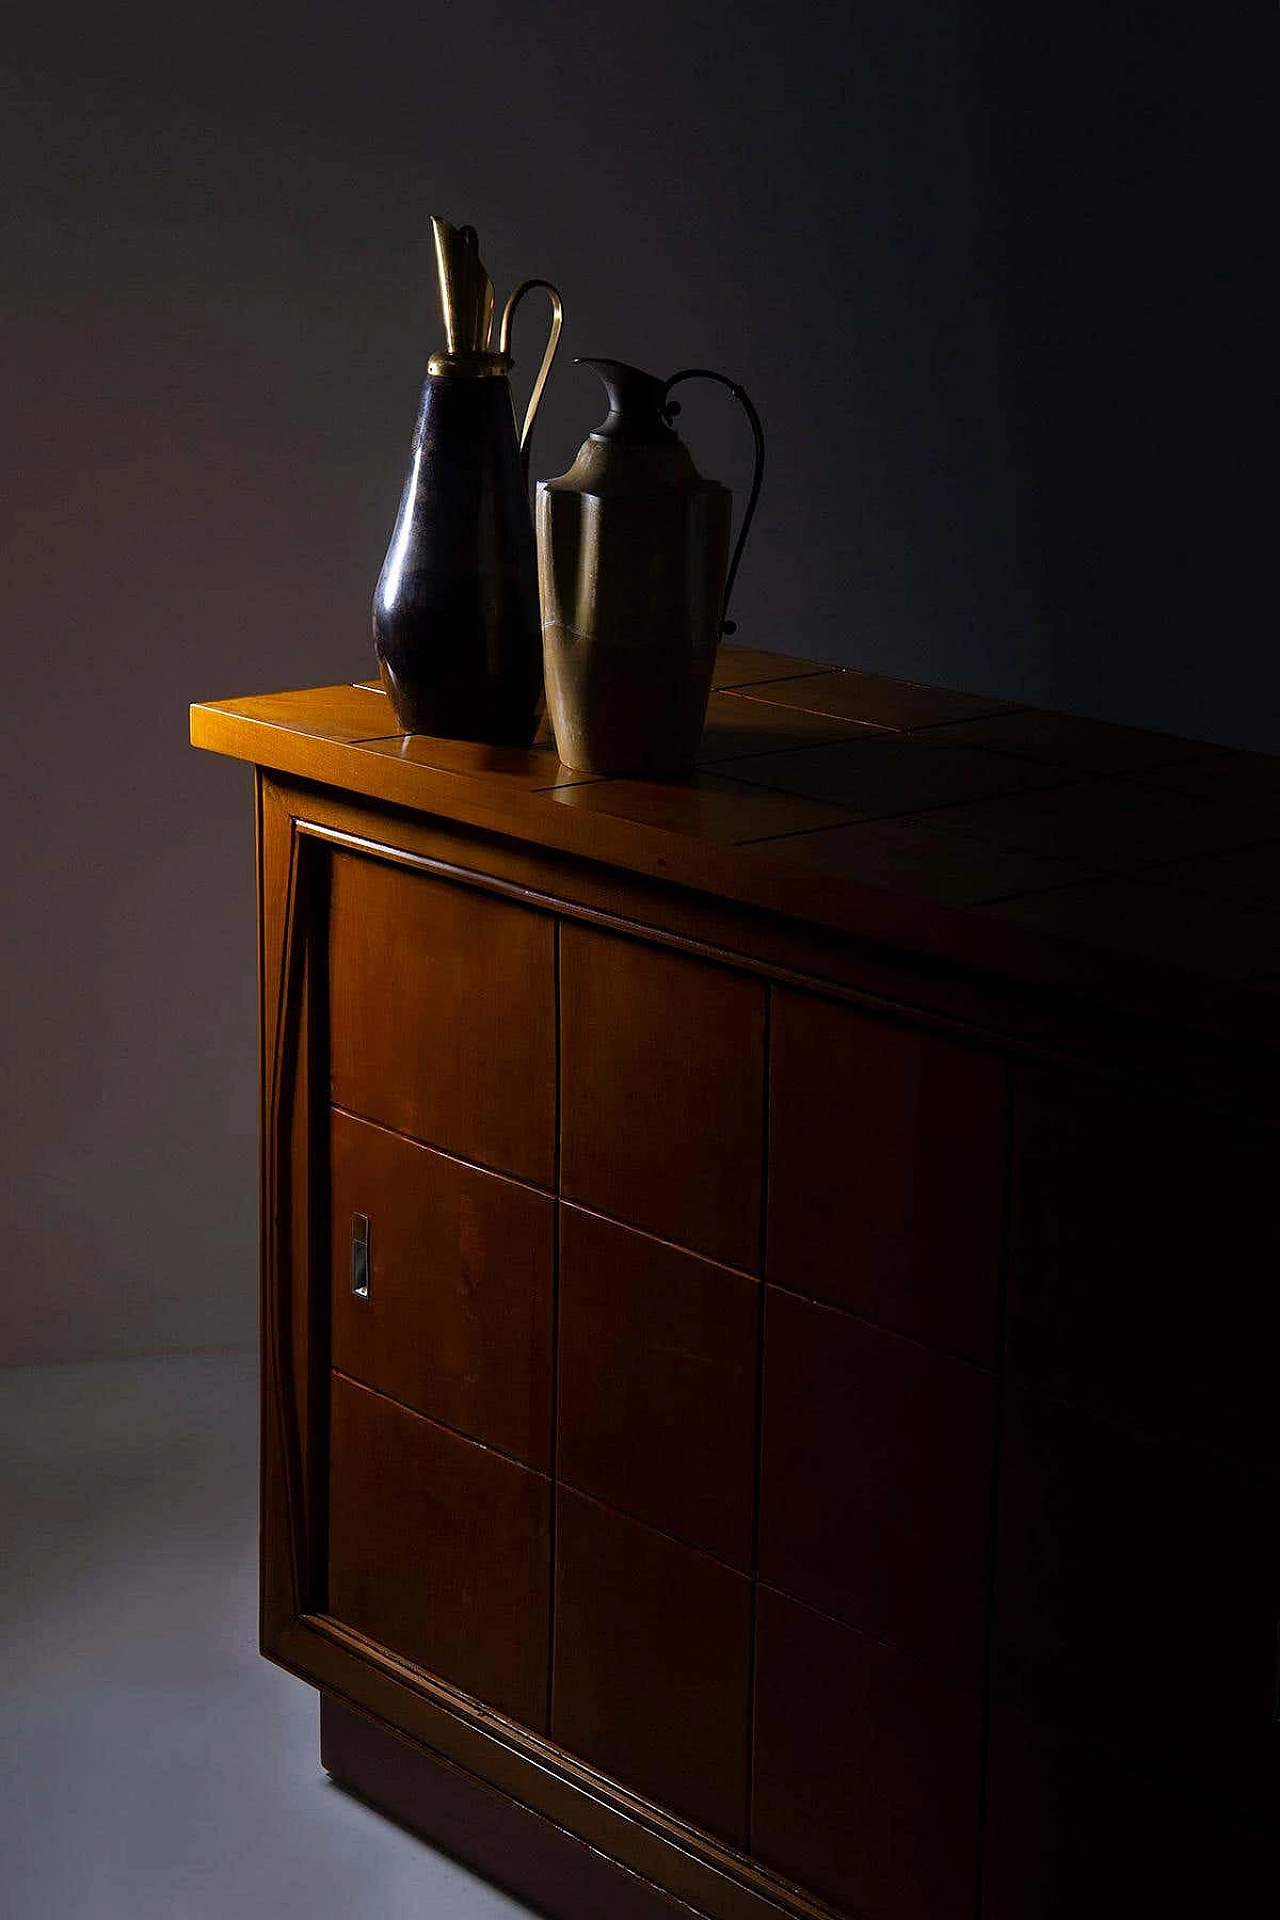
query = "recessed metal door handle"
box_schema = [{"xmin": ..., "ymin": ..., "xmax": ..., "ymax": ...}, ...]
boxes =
[{"xmin": 351, "ymin": 1213, "xmax": 370, "ymax": 1299}]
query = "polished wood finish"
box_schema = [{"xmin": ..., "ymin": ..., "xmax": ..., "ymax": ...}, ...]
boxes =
[
  {"xmin": 328, "ymin": 848, "xmax": 556, "ymax": 1185},
  {"xmin": 925, "ymin": 773, "xmax": 1263, "ymax": 871},
  {"xmin": 193, "ymin": 653, "xmax": 1280, "ymax": 1030},
  {"xmin": 729, "ymin": 666, "xmax": 1018, "ymax": 729},
  {"xmin": 929, "ymin": 703, "xmax": 1214, "ymax": 773},
  {"xmin": 768, "ymin": 989, "xmax": 1008, "ymax": 1360},
  {"xmin": 194, "ymin": 652, "xmax": 1280, "ymax": 1920},
  {"xmin": 751, "ymin": 1586, "xmax": 983, "ymax": 1920},
  {"xmin": 560, "ymin": 924, "xmax": 765, "ymax": 1270},
  {"xmin": 552, "ymin": 1488, "xmax": 752, "ymax": 1845},
  {"xmin": 543, "ymin": 765, "xmax": 851, "ymax": 843},
  {"xmin": 1130, "ymin": 743, "xmax": 1280, "ymax": 803},
  {"xmin": 723, "ymin": 728, "xmax": 1062, "ymax": 817},
  {"xmin": 330, "ymin": 1109, "xmax": 555, "ymax": 1468},
  {"xmin": 321, "ymin": 1698, "xmax": 693, "ymax": 1920},
  {"xmin": 1143, "ymin": 837, "xmax": 1280, "ymax": 912},
  {"xmin": 212, "ymin": 679, "xmax": 400, "ymax": 742},
  {"xmin": 759, "ymin": 1288, "xmax": 995, "ymax": 1676},
  {"xmin": 354, "ymin": 724, "xmax": 588, "ymax": 795},
  {"xmin": 709, "ymin": 647, "xmax": 829, "ymax": 690},
  {"xmin": 557, "ymin": 1206, "xmax": 758, "ymax": 1568},
  {"xmin": 328, "ymin": 1374, "xmax": 551, "ymax": 1729},
  {"xmin": 746, "ymin": 811, "xmax": 1103, "ymax": 906},
  {"xmin": 695, "ymin": 688, "xmax": 886, "ymax": 765},
  {"xmin": 987, "ymin": 871, "xmax": 1280, "ymax": 981}
]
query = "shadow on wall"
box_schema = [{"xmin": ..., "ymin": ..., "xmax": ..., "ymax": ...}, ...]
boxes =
[{"xmin": 0, "ymin": 0, "xmax": 1264, "ymax": 1362}]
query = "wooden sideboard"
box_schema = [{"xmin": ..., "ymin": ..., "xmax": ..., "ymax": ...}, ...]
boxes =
[{"xmin": 192, "ymin": 648, "xmax": 1280, "ymax": 1919}]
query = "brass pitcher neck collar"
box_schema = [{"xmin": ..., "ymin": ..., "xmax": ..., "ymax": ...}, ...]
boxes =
[{"xmin": 427, "ymin": 350, "xmax": 513, "ymax": 379}]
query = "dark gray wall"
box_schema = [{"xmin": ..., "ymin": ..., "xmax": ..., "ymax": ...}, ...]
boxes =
[{"xmin": 0, "ymin": 3, "xmax": 1263, "ymax": 1361}]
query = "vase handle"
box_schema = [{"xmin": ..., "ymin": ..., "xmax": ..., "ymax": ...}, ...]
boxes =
[
  {"xmin": 499, "ymin": 279, "xmax": 565, "ymax": 485},
  {"xmin": 661, "ymin": 369, "xmax": 765, "ymax": 635}
]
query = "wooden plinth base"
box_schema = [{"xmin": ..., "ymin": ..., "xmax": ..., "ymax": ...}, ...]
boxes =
[{"xmin": 319, "ymin": 1695, "xmax": 692, "ymax": 1920}]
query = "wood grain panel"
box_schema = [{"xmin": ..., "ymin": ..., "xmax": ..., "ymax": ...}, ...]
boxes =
[
  {"xmin": 981, "ymin": 1707, "xmax": 1280, "ymax": 1919},
  {"xmin": 768, "ymin": 989, "xmax": 1008, "ymax": 1361},
  {"xmin": 992, "ymin": 1385, "xmax": 1280, "ymax": 1824},
  {"xmin": 557, "ymin": 1206, "xmax": 758, "ymax": 1568},
  {"xmin": 354, "ymin": 728, "xmax": 588, "ymax": 795},
  {"xmin": 321, "ymin": 1698, "xmax": 695, "ymax": 1920},
  {"xmin": 560, "ymin": 925, "xmax": 765, "ymax": 1270},
  {"xmin": 541, "ymin": 768, "xmax": 851, "ymax": 843},
  {"xmin": 1008, "ymin": 1067, "xmax": 1280, "ymax": 1471},
  {"xmin": 752, "ymin": 1586, "xmax": 983, "ymax": 1920},
  {"xmin": 726, "ymin": 731, "xmax": 1058, "ymax": 817},
  {"xmin": 748, "ymin": 814, "xmax": 1101, "ymax": 906},
  {"xmin": 552, "ymin": 1489, "xmax": 751, "ymax": 1845},
  {"xmin": 1129, "ymin": 743, "xmax": 1280, "ymax": 805},
  {"xmin": 985, "ymin": 874, "xmax": 1280, "ymax": 981},
  {"xmin": 759, "ymin": 1288, "xmax": 995, "ymax": 1675},
  {"xmin": 926, "ymin": 775, "xmax": 1260, "ymax": 870},
  {"xmin": 710, "ymin": 647, "xmax": 830, "ymax": 690},
  {"xmin": 209, "ymin": 681, "xmax": 399, "ymax": 742},
  {"xmin": 328, "ymin": 1374, "xmax": 551, "ymax": 1731},
  {"xmin": 328, "ymin": 850, "xmax": 556, "ymax": 1185},
  {"xmin": 202, "ymin": 688, "xmax": 1280, "ymax": 1920},
  {"xmin": 731, "ymin": 668, "xmax": 1018, "ymax": 729},
  {"xmin": 330, "ymin": 1109, "xmax": 555, "ymax": 1468},
  {"xmin": 197, "ymin": 705, "xmax": 1280, "ymax": 1057},
  {"xmin": 1142, "ymin": 839, "xmax": 1280, "ymax": 912},
  {"xmin": 695, "ymin": 690, "xmax": 885, "ymax": 766},
  {"xmin": 932, "ymin": 706, "xmax": 1212, "ymax": 773}
]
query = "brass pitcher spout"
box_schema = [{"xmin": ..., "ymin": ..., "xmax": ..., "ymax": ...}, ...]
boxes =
[
  {"xmin": 426, "ymin": 222, "xmax": 564, "ymax": 469},
  {"xmin": 430, "ymin": 217, "xmax": 496, "ymax": 356}
]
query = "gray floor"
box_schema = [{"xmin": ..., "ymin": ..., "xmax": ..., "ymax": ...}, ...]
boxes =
[{"xmin": 0, "ymin": 1349, "xmax": 535, "ymax": 1918}]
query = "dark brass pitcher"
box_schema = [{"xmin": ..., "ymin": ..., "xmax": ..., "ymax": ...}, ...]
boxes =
[
  {"xmin": 537, "ymin": 358, "xmax": 764, "ymax": 776},
  {"xmin": 373, "ymin": 218, "xmax": 563, "ymax": 745}
]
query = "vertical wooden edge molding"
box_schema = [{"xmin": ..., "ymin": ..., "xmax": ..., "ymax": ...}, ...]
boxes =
[
  {"xmin": 258, "ymin": 773, "xmax": 293, "ymax": 1645},
  {"xmin": 972, "ymin": 1055, "xmax": 1018, "ymax": 1918},
  {"xmin": 303, "ymin": 851, "xmax": 334, "ymax": 1613},
  {"xmin": 548, "ymin": 918, "xmax": 563, "ymax": 1732},
  {"xmin": 745, "ymin": 984, "xmax": 772, "ymax": 1851},
  {"xmin": 259, "ymin": 777, "xmax": 320, "ymax": 1641}
]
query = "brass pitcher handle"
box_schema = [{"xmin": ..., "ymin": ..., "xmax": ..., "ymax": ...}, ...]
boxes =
[
  {"xmin": 499, "ymin": 279, "xmax": 565, "ymax": 484},
  {"xmin": 661, "ymin": 369, "xmax": 765, "ymax": 635}
]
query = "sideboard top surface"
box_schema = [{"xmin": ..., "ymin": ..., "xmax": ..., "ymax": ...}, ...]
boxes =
[{"xmin": 191, "ymin": 644, "xmax": 1280, "ymax": 1054}]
